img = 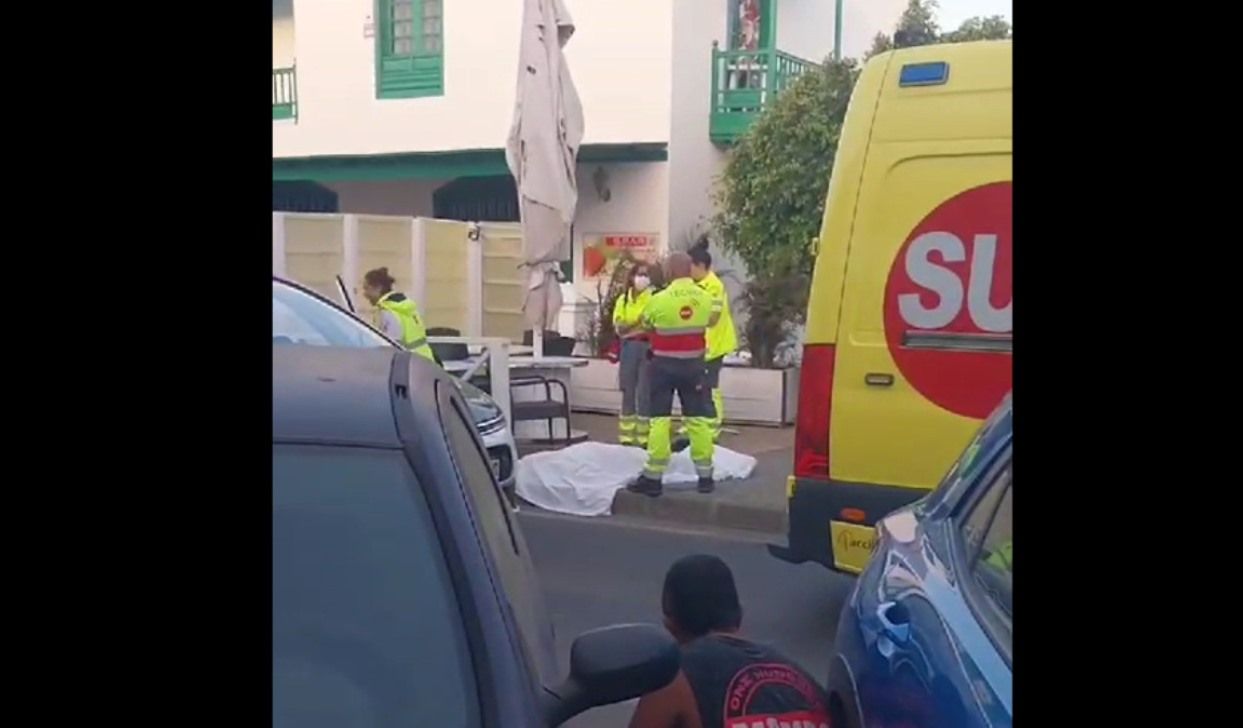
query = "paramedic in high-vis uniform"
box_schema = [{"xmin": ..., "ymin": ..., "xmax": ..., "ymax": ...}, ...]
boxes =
[
  {"xmin": 689, "ymin": 240, "xmax": 737, "ymax": 443},
  {"xmin": 628, "ymin": 252, "xmax": 717, "ymax": 498},
  {"xmin": 613, "ymin": 262, "xmax": 655, "ymax": 447},
  {"xmin": 362, "ymin": 267, "xmax": 436, "ymax": 362}
]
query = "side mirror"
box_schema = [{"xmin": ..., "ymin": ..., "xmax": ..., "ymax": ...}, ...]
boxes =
[{"xmin": 541, "ymin": 623, "xmax": 680, "ymax": 727}]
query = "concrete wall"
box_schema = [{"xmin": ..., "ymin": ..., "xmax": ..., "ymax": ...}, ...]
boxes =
[
  {"xmin": 273, "ymin": 0, "xmax": 295, "ymax": 68},
  {"xmin": 478, "ymin": 223, "xmax": 526, "ymax": 342},
  {"xmin": 281, "ymin": 214, "xmax": 344, "ymax": 301},
  {"xmin": 275, "ymin": 0, "xmax": 673, "ymax": 159},
  {"xmin": 422, "ymin": 219, "xmax": 471, "ymax": 333}
]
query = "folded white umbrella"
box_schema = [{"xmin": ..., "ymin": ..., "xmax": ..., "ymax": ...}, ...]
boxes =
[{"xmin": 506, "ymin": 0, "xmax": 584, "ymax": 353}]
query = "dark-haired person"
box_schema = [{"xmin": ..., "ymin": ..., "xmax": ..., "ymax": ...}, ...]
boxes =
[
  {"xmin": 629, "ymin": 555, "xmax": 831, "ymax": 728},
  {"xmin": 613, "ymin": 262, "xmax": 655, "ymax": 447},
  {"xmin": 362, "ymin": 267, "xmax": 435, "ymax": 361},
  {"xmin": 689, "ymin": 241, "xmax": 737, "ymax": 443}
]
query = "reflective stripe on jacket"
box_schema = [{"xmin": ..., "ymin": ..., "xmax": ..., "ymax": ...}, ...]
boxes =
[{"xmin": 643, "ymin": 277, "xmax": 712, "ymax": 359}]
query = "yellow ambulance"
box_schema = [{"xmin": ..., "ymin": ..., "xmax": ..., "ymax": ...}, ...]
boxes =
[{"xmin": 768, "ymin": 40, "xmax": 1012, "ymax": 574}]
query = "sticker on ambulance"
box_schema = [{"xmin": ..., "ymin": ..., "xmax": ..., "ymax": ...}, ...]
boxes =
[
  {"xmin": 830, "ymin": 521, "xmax": 878, "ymax": 574},
  {"xmin": 883, "ymin": 181, "xmax": 1012, "ymax": 419}
]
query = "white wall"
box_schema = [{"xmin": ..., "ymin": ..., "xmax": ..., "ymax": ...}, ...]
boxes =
[
  {"xmin": 775, "ymin": 0, "xmax": 836, "ymax": 63},
  {"xmin": 667, "ymin": 0, "xmax": 729, "ymax": 248},
  {"xmin": 570, "ymin": 160, "xmax": 669, "ymax": 308},
  {"xmin": 327, "ymin": 179, "xmax": 443, "ymax": 217},
  {"xmin": 273, "ymin": 0, "xmax": 295, "ymax": 67},
  {"xmin": 275, "ymin": 0, "xmax": 673, "ymax": 159}
]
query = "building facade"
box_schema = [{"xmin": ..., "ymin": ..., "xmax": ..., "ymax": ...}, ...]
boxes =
[{"xmin": 272, "ymin": 0, "xmax": 903, "ymax": 334}]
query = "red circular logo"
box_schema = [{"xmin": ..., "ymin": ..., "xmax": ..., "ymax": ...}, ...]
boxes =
[
  {"xmin": 883, "ymin": 182, "xmax": 1012, "ymax": 419},
  {"xmin": 679, "ymin": 305, "xmax": 693, "ymax": 320}
]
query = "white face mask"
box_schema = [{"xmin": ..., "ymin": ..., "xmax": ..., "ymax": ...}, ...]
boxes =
[{"xmin": 633, "ymin": 275, "xmax": 651, "ymax": 291}]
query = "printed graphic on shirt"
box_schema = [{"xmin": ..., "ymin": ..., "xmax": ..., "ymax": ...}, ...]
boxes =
[{"xmin": 722, "ymin": 662, "xmax": 829, "ymax": 728}]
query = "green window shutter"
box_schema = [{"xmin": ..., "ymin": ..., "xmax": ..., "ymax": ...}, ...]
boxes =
[{"xmin": 376, "ymin": 0, "xmax": 444, "ymax": 99}]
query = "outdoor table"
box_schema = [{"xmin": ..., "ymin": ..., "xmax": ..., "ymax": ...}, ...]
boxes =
[{"xmin": 444, "ymin": 355, "xmax": 590, "ymax": 442}]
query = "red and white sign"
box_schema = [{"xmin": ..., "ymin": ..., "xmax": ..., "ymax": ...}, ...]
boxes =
[
  {"xmin": 883, "ymin": 182, "xmax": 1012, "ymax": 419},
  {"xmin": 603, "ymin": 234, "xmax": 654, "ymax": 250}
]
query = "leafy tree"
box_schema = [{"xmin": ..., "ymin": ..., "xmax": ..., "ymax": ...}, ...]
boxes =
[
  {"xmin": 715, "ymin": 58, "xmax": 858, "ymax": 282},
  {"xmin": 712, "ymin": 59, "xmax": 858, "ymax": 366},
  {"xmin": 870, "ymin": 1, "xmax": 1010, "ymax": 57},
  {"xmin": 892, "ymin": 0, "xmax": 941, "ymax": 48},
  {"xmin": 941, "ymin": 15, "xmax": 1012, "ymax": 43}
]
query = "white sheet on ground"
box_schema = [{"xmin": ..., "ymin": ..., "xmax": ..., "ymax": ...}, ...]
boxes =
[{"xmin": 515, "ymin": 442, "xmax": 758, "ymax": 517}]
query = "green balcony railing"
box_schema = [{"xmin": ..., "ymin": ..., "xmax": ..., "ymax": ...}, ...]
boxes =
[
  {"xmin": 709, "ymin": 44, "xmax": 815, "ymax": 144},
  {"xmin": 273, "ymin": 66, "xmax": 297, "ymax": 121}
]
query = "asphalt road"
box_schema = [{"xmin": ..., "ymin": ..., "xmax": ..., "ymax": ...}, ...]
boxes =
[{"xmin": 517, "ymin": 509, "xmax": 856, "ymax": 728}]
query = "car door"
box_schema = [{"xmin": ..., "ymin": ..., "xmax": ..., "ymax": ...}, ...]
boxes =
[
  {"xmin": 436, "ymin": 381, "xmax": 560, "ymax": 685},
  {"xmin": 859, "ymin": 448, "xmax": 1012, "ymax": 728},
  {"xmin": 335, "ymin": 274, "xmax": 357, "ymax": 314},
  {"xmin": 272, "ymin": 443, "xmax": 483, "ymax": 727}
]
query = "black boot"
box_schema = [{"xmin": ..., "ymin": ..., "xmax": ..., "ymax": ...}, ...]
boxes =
[
  {"xmin": 628, "ymin": 475, "xmax": 664, "ymax": 498},
  {"xmin": 697, "ymin": 476, "xmax": 715, "ymax": 494}
]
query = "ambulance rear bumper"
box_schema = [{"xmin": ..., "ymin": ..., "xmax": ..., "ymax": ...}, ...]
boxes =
[{"xmin": 768, "ymin": 476, "xmax": 929, "ymax": 572}]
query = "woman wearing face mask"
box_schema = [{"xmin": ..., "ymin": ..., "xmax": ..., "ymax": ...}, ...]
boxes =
[{"xmin": 613, "ymin": 262, "xmax": 655, "ymax": 447}]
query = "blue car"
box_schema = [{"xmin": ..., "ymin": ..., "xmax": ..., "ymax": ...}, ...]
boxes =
[{"xmin": 827, "ymin": 395, "xmax": 1012, "ymax": 728}]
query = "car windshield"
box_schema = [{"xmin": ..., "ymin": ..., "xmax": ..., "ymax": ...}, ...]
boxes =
[
  {"xmin": 272, "ymin": 279, "xmax": 502, "ymax": 426},
  {"xmin": 273, "ymin": 444, "xmax": 479, "ymax": 727},
  {"xmin": 273, "ymin": 280, "xmax": 392, "ymax": 349}
]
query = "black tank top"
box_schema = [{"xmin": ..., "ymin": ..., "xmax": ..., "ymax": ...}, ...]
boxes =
[{"xmin": 680, "ymin": 634, "xmax": 831, "ymax": 728}]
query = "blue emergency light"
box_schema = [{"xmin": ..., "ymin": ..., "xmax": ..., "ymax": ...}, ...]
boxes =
[{"xmin": 899, "ymin": 62, "xmax": 950, "ymax": 87}]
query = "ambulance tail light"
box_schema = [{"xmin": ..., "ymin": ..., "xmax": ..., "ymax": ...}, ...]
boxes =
[{"xmin": 794, "ymin": 344, "xmax": 835, "ymax": 480}]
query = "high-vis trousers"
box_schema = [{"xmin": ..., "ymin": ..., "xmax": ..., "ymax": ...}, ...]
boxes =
[
  {"xmin": 644, "ymin": 356, "xmax": 716, "ymax": 482},
  {"xmin": 705, "ymin": 357, "xmax": 725, "ymax": 442},
  {"xmin": 618, "ymin": 339, "xmax": 651, "ymax": 446},
  {"xmin": 676, "ymin": 358, "xmax": 725, "ymax": 442}
]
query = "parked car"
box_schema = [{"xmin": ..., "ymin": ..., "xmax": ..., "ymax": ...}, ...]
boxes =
[
  {"xmin": 272, "ymin": 276, "xmax": 519, "ymax": 499},
  {"xmin": 274, "ymin": 344, "xmax": 679, "ymax": 726},
  {"xmin": 827, "ymin": 394, "xmax": 1012, "ymax": 728}
]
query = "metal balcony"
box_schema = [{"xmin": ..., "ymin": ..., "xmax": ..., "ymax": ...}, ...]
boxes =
[{"xmin": 710, "ymin": 45, "xmax": 815, "ymax": 144}]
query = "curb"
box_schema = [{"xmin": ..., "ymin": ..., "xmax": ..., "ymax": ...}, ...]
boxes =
[{"xmin": 610, "ymin": 488, "xmax": 788, "ymax": 534}]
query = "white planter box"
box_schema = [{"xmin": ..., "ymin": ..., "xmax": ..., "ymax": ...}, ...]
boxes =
[
  {"xmin": 719, "ymin": 365, "xmax": 799, "ymax": 426},
  {"xmin": 570, "ymin": 358, "xmax": 799, "ymax": 427},
  {"xmin": 570, "ymin": 358, "xmax": 623, "ymax": 414}
]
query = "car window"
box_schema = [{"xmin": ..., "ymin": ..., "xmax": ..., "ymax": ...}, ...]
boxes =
[
  {"xmin": 939, "ymin": 395, "xmax": 1012, "ymax": 493},
  {"xmin": 440, "ymin": 394, "xmax": 520, "ymax": 558},
  {"xmin": 957, "ymin": 463, "xmax": 1013, "ymax": 655},
  {"xmin": 273, "ymin": 280, "xmax": 393, "ymax": 349},
  {"xmin": 959, "ymin": 465, "xmax": 1007, "ymax": 555},
  {"xmin": 273, "ymin": 444, "xmax": 479, "ymax": 728},
  {"xmin": 975, "ymin": 480, "xmax": 1012, "ymax": 612},
  {"xmin": 437, "ymin": 383, "xmax": 553, "ymax": 681}
]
